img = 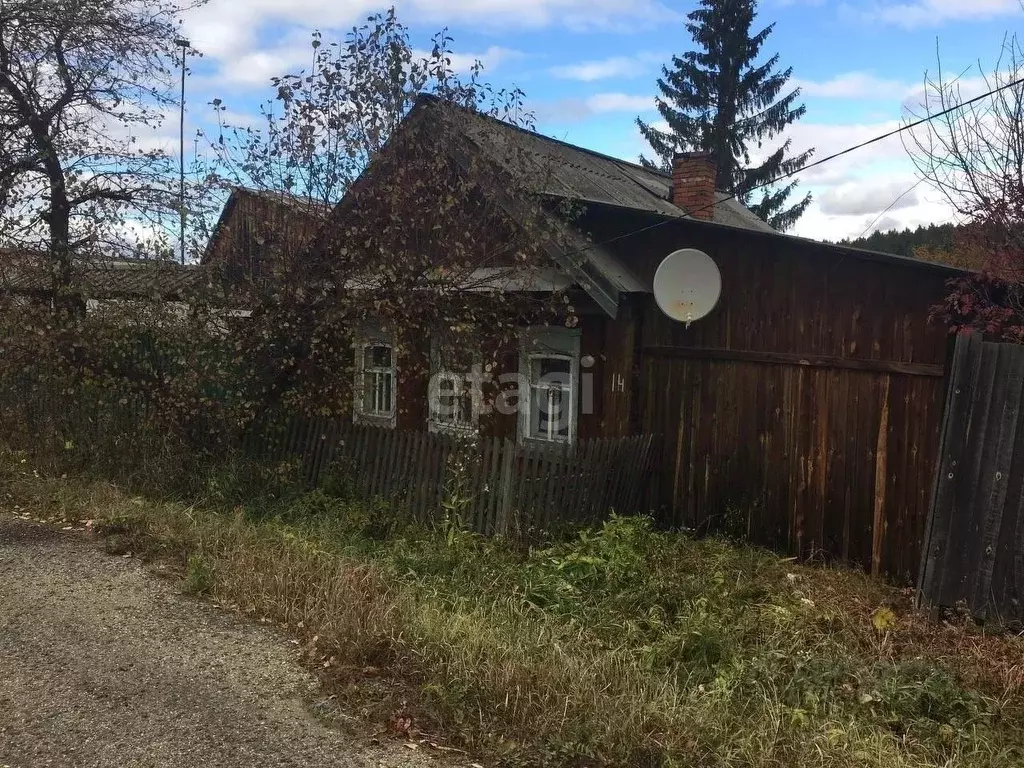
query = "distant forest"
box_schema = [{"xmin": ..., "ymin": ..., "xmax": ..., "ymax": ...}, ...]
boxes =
[{"xmin": 832, "ymin": 223, "xmax": 962, "ymax": 258}]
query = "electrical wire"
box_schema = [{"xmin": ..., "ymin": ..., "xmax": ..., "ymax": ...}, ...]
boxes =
[
  {"xmin": 854, "ymin": 178, "xmax": 925, "ymax": 240},
  {"xmin": 564, "ymin": 73, "xmax": 1024, "ymax": 256}
]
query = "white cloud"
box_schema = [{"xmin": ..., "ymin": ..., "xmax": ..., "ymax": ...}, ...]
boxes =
[
  {"xmin": 549, "ymin": 54, "xmax": 662, "ymax": 81},
  {"xmin": 411, "ymin": 46, "xmax": 522, "ymax": 74},
  {"xmin": 794, "ymin": 72, "xmax": 912, "ymax": 100},
  {"xmin": 794, "ymin": 191, "xmax": 958, "ymax": 240},
  {"xmin": 745, "ymin": 119, "xmax": 908, "ymax": 189},
  {"xmin": 538, "ymin": 93, "xmax": 656, "ymax": 122},
  {"xmin": 858, "ymin": 0, "xmax": 1019, "ymax": 27},
  {"xmin": 405, "ymin": 0, "xmax": 676, "ymax": 30},
  {"xmin": 183, "ymin": 0, "xmax": 676, "ymax": 64},
  {"xmin": 586, "ymin": 93, "xmax": 655, "ymax": 112},
  {"xmin": 219, "ymin": 45, "xmax": 312, "ymax": 88},
  {"xmin": 753, "ymin": 120, "xmax": 959, "ymax": 239},
  {"xmin": 817, "ymin": 177, "xmax": 921, "ymax": 216}
]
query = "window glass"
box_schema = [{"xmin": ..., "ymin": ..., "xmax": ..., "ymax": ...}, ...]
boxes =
[
  {"xmin": 430, "ymin": 336, "xmax": 478, "ymax": 431},
  {"xmin": 527, "ymin": 354, "xmax": 573, "ymax": 442},
  {"xmin": 358, "ymin": 340, "xmax": 395, "ymax": 420},
  {"xmin": 364, "ymin": 344, "xmax": 393, "ymax": 370}
]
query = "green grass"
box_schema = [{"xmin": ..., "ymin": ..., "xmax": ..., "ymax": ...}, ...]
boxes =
[{"xmin": 3, "ymin": 460, "xmax": 1023, "ymax": 768}]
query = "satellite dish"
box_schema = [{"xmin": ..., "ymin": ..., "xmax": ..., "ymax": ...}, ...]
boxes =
[{"xmin": 652, "ymin": 248, "xmax": 722, "ymax": 326}]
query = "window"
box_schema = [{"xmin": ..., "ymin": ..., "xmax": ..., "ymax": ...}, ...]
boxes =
[
  {"xmin": 429, "ymin": 336, "xmax": 480, "ymax": 433},
  {"xmin": 518, "ymin": 328, "xmax": 580, "ymax": 444},
  {"xmin": 527, "ymin": 355, "xmax": 572, "ymax": 441},
  {"xmin": 355, "ymin": 331, "xmax": 396, "ymax": 426}
]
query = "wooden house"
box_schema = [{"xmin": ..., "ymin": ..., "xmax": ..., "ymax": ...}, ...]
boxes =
[
  {"xmin": 207, "ymin": 97, "xmax": 962, "ymax": 582},
  {"xmin": 202, "ymin": 187, "xmax": 329, "ymax": 290}
]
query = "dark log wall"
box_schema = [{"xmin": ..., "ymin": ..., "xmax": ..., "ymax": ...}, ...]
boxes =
[
  {"xmin": 597, "ymin": 217, "xmax": 957, "ymax": 583},
  {"xmin": 203, "ymin": 191, "xmax": 323, "ymax": 287}
]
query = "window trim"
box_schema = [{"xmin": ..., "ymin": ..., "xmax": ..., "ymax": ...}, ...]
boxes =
[
  {"xmin": 354, "ymin": 329, "xmax": 397, "ymax": 428},
  {"xmin": 517, "ymin": 327, "xmax": 581, "ymax": 446},
  {"xmin": 428, "ymin": 334, "xmax": 481, "ymax": 434}
]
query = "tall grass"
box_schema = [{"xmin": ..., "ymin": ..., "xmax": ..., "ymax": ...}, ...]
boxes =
[{"xmin": 3, "ymin": 460, "xmax": 1022, "ymax": 768}]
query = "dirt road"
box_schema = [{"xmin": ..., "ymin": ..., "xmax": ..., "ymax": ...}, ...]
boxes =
[{"xmin": 0, "ymin": 515, "xmax": 442, "ymax": 768}]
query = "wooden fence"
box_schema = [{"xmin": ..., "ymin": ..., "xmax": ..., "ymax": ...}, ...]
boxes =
[
  {"xmin": 0, "ymin": 374, "xmax": 657, "ymax": 535},
  {"xmin": 918, "ymin": 332, "xmax": 1024, "ymax": 622},
  {"xmin": 244, "ymin": 418, "xmax": 657, "ymax": 535}
]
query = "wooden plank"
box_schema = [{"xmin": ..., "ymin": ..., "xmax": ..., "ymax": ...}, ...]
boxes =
[
  {"xmin": 941, "ymin": 335, "xmax": 999, "ymax": 604},
  {"xmin": 623, "ymin": 436, "xmax": 644, "ymax": 514},
  {"xmin": 412, "ymin": 431, "xmax": 429, "ymax": 524},
  {"xmin": 392, "ymin": 430, "xmax": 409, "ymax": 516},
  {"xmin": 511, "ymin": 443, "xmax": 532, "ymax": 535},
  {"xmin": 480, "ymin": 437, "xmax": 498, "ymax": 534},
  {"xmin": 434, "ymin": 437, "xmax": 452, "ymax": 522},
  {"xmin": 490, "ymin": 439, "xmax": 505, "ymax": 533},
  {"xmin": 609, "ymin": 437, "xmax": 629, "ymax": 514},
  {"xmin": 370, "ymin": 427, "xmax": 389, "ymax": 498},
  {"xmin": 521, "ymin": 444, "xmax": 540, "ymax": 532},
  {"xmin": 540, "ymin": 445, "xmax": 559, "ymax": 529},
  {"xmin": 347, "ymin": 423, "xmax": 364, "ymax": 494},
  {"xmin": 918, "ymin": 333, "xmax": 991, "ymax": 612},
  {"xmin": 495, "ymin": 438, "xmax": 515, "ymax": 536},
  {"xmin": 576, "ymin": 438, "xmax": 599, "ymax": 524},
  {"xmin": 584, "ymin": 438, "xmax": 606, "ymax": 525},
  {"xmin": 551, "ymin": 442, "xmax": 572, "ymax": 527},
  {"xmin": 871, "ymin": 375, "xmax": 892, "ymax": 577},
  {"xmin": 566, "ymin": 439, "xmax": 586, "ymax": 520},
  {"xmin": 385, "ymin": 427, "xmax": 402, "ymax": 499},
  {"xmin": 988, "ymin": 354, "xmax": 1024, "ymax": 615},
  {"xmin": 468, "ymin": 437, "xmax": 489, "ymax": 533},
  {"xmin": 972, "ymin": 348, "xmax": 1024, "ymax": 614},
  {"xmin": 642, "ymin": 345, "xmax": 945, "ymax": 378}
]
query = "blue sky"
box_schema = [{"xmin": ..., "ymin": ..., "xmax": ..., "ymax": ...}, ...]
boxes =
[{"xmin": 173, "ymin": 0, "xmax": 1024, "ymax": 240}]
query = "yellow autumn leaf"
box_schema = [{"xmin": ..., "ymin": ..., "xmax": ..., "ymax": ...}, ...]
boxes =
[{"xmin": 871, "ymin": 606, "xmax": 897, "ymax": 633}]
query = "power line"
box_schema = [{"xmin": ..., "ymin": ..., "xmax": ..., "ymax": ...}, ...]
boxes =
[
  {"xmin": 568, "ymin": 73, "xmax": 1024, "ymax": 256},
  {"xmin": 855, "ymin": 179, "xmax": 925, "ymax": 240}
]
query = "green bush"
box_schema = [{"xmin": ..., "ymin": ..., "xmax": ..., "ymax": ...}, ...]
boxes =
[{"xmin": 183, "ymin": 553, "xmax": 215, "ymax": 596}]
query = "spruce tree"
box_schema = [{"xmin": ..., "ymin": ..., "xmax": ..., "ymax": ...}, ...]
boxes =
[{"xmin": 637, "ymin": 0, "xmax": 812, "ymax": 231}]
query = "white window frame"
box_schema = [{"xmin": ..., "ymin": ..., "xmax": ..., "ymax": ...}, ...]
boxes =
[
  {"xmin": 428, "ymin": 335, "xmax": 481, "ymax": 434},
  {"xmin": 354, "ymin": 329, "xmax": 397, "ymax": 428},
  {"xmin": 518, "ymin": 327, "xmax": 581, "ymax": 446}
]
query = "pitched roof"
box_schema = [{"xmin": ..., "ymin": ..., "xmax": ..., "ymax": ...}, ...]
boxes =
[
  {"xmin": 404, "ymin": 96, "xmax": 777, "ymax": 316},
  {"xmin": 1, "ymin": 257, "xmax": 214, "ymax": 300},
  {"xmin": 201, "ymin": 186, "xmax": 331, "ymax": 266},
  {"xmin": 435, "ymin": 95, "xmax": 774, "ymax": 233}
]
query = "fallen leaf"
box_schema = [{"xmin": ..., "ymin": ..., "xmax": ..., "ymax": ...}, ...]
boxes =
[{"xmin": 871, "ymin": 606, "xmax": 897, "ymax": 632}]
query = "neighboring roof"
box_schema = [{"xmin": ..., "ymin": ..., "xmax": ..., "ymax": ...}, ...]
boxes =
[
  {"xmin": 230, "ymin": 186, "xmax": 333, "ymax": 216},
  {"xmin": 201, "ymin": 186, "xmax": 331, "ymax": 265},
  {"xmin": 1, "ymin": 258, "xmax": 214, "ymax": 300},
  {"xmin": 343, "ymin": 267, "xmax": 574, "ymax": 293}
]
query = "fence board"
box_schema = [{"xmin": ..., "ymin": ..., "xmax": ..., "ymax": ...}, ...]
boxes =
[
  {"xmin": 0, "ymin": 376, "xmax": 658, "ymax": 539},
  {"xmin": 919, "ymin": 332, "xmax": 1024, "ymax": 622}
]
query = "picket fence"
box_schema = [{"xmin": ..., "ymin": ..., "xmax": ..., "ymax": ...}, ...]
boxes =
[{"xmin": 243, "ymin": 418, "xmax": 657, "ymax": 535}]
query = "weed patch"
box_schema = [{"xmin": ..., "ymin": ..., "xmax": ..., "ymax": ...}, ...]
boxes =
[{"xmin": 3, "ymin": 462, "xmax": 1023, "ymax": 768}]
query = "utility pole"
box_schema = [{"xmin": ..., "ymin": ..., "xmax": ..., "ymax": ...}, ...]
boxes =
[{"xmin": 174, "ymin": 38, "xmax": 190, "ymax": 265}]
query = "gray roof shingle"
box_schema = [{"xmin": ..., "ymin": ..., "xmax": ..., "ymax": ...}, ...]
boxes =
[
  {"xmin": 450, "ymin": 99, "xmax": 774, "ymax": 233},
  {"xmin": 1, "ymin": 257, "xmax": 213, "ymax": 300}
]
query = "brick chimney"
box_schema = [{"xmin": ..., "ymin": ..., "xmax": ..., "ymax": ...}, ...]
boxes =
[{"xmin": 671, "ymin": 152, "xmax": 717, "ymax": 221}]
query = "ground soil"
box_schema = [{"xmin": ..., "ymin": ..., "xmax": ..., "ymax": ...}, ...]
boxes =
[{"xmin": 0, "ymin": 515, "xmax": 455, "ymax": 768}]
